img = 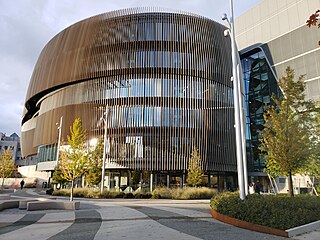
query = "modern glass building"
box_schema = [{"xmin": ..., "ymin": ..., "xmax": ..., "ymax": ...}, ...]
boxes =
[
  {"xmin": 21, "ymin": 8, "xmax": 240, "ymax": 188},
  {"xmin": 240, "ymin": 47, "xmax": 280, "ymax": 174},
  {"xmin": 236, "ymin": 0, "xmax": 320, "ymax": 191}
]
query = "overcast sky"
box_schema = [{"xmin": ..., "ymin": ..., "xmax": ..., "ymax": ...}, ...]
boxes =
[{"xmin": 0, "ymin": 0, "xmax": 262, "ymax": 136}]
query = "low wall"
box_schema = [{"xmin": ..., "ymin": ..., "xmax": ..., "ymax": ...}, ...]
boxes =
[{"xmin": 18, "ymin": 165, "xmax": 51, "ymax": 181}]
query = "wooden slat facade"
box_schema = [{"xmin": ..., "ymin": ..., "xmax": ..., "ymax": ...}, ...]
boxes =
[{"xmin": 21, "ymin": 8, "xmax": 239, "ymax": 172}]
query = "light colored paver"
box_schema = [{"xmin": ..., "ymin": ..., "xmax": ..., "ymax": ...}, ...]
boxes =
[
  {"xmin": 94, "ymin": 219, "xmax": 202, "ymax": 240},
  {"xmin": 37, "ymin": 211, "xmax": 75, "ymax": 223},
  {"xmin": 287, "ymin": 221, "xmax": 320, "ymax": 238},
  {"xmin": 97, "ymin": 205, "xmax": 148, "ymax": 220},
  {"xmin": 293, "ymin": 228, "xmax": 320, "ymax": 240},
  {"xmin": 155, "ymin": 205, "xmax": 211, "ymax": 218},
  {"xmin": 26, "ymin": 189, "xmax": 43, "ymax": 196},
  {"xmin": 0, "ymin": 222, "xmax": 73, "ymax": 240},
  {"xmin": 0, "ymin": 213, "xmax": 25, "ymax": 223}
]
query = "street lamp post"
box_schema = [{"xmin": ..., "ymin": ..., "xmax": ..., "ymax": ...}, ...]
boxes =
[
  {"xmin": 100, "ymin": 108, "xmax": 108, "ymax": 194},
  {"xmin": 222, "ymin": 0, "xmax": 247, "ymax": 200},
  {"xmin": 56, "ymin": 116, "xmax": 63, "ymax": 166}
]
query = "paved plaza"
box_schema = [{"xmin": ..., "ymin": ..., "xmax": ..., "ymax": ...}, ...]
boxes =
[{"xmin": 0, "ymin": 189, "xmax": 318, "ymax": 240}]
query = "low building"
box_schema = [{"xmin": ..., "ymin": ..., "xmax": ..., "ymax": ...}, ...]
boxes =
[{"xmin": 0, "ymin": 132, "xmax": 23, "ymax": 166}]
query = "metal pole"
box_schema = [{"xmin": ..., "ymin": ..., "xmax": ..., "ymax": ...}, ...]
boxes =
[
  {"xmin": 100, "ymin": 108, "xmax": 108, "ymax": 194},
  {"xmin": 229, "ymin": 0, "xmax": 245, "ymax": 200},
  {"xmin": 237, "ymin": 64, "xmax": 248, "ymax": 196},
  {"xmin": 56, "ymin": 116, "xmax": 63, "ymax": 166}
]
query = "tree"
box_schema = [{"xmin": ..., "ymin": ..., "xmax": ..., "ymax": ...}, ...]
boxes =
[
  {"xmin": 51, "ymin": 166, "xmax": 68, "ymax": 187},
  {"xmin": 187, "ymin": 146, "xmax": 204, "ymax": 187},
  {"xmin": 306, "ymin": 9, "xmax": 320, "ymax": 46},
  {"xmin": 259, "ymin": 67, "xmax": 316, "ymax": 197},
  {"xmin": 58, "ymin": 118, "xmax": 88, "ymax": 201},
  {"xmin": 305, "ymin": 103, "xmax": 320, "ymax": 179},
  {"xmin": 85, "ymin": 140, "xmax": 103, "ymax": 187},
  {"xmin": 0, "ymin": 147, "xmax": 16, "ymax": 190}
]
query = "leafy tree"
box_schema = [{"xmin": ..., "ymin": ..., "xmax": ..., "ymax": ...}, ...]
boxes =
[
  {"xmin": 259, "ymin": 67, "xmax": 316, "ymax": 197},
  {"xmin": 58, "ymin": 118, "xmax": 88, "ymax": 201},
  {"xmin": 305, "ymin": 103, "xmax": 320, "ymax": 179},
  {"xmin": 51, "ymin": 166, "xmax": 68, "ymax": 187},
  {"xmin": 0, "ymin": 147, "xmax": 16, "ymax": 189},
  {"xmin": 306, "ymin": 9, "xmax": 320, "ymax": 46},
  {"xmin": 187, "ymin": 146, "xmax": 204, "ymax": 187},
  {"xmin": 85, "ymin": 140, "xmax": 103, "ymax": 187}
]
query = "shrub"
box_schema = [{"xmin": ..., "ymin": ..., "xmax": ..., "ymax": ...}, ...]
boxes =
[
  {"xmin": 46, "ymin": 188, "xmax": 53, "ymax": 195},
  {"xmin": 52, "ymin": 187, "xmax": 216, "ymax": 200},
  {"xmin": 176, "ymin": 187, "xmax": 216, "ymax": 199},
  {"xmin": 123, "ymin": 193, "xmax": 134, "ymax": 198},
  {"xmin": 134, "ymin": 192, "xmax": 152, "ymax": 199},
  {"xmin": 52, "ymin": 189, "xmax": 70, "ymax": 197},
  {"xmin": 152, "ymin": 187, "xmax": 216, "ymax": 199},
  {"xmin": 84, "ymin": 189, "xmax": 100, "ymax": 198},
  {"xmin": 210, "ymin": 192, "xmax": 320, "ymax": 230},
  {"xmin": 100, "ymin": 189, "xmax": 123, "ymax": 198},
  {"xmin": 152, "ymin": 187, "xmax": 172, "ymax": 199},
  {"xmin": 115, "ymin": 192, "xmax": 125, "ymax": 198}
]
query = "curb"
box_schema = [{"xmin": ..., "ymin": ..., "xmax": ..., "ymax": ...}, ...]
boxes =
[
  {"xmin": 211, "ymin": 209, "xmax": 320, "ymax": 238},
  {"xmin": 286, "ymin": 220, "xmax": 320, "ymax": 237},
  {"xmin": 211, "ymin": 209, "xmax": 288, "ymax": 237}
]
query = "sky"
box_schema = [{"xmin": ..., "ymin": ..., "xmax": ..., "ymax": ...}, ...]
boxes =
[{"xmin": 0, "ymin": 0, "xmax": 262, "ymax": 136}]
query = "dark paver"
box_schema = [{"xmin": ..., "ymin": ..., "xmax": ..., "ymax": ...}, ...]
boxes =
[
  {"xmin": 134, "ymin": 206, "xmax": 287, "ymax": 240},
  {"xmin": 0, "ymin": 213, "xmax": 45, "ymax": 235},
  {"xmin": 48, "ymin": 210, "xmax": 101, "ymax": 240}
]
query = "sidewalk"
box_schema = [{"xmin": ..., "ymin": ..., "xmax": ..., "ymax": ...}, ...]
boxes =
[
  {"xmin": 293, "ymin": 229, "xmax": 320, "ymax": 240},
  {"xmin": 2, "ymin": 189, "xmax": 320, "ymax": 239}
]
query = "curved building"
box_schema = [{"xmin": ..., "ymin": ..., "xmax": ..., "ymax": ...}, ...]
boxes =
[{"xmin": 21, "ymin": 8, "xmax": 238, "ymax": 186}]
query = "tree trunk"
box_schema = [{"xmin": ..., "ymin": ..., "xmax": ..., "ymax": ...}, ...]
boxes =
[
  {"xmin": 70, "ymin": 180, "xmax": 74, "ymax": 201},
  {"xmin": 288, "ymin": 171, "xmax": 294, "ymax": 197}
]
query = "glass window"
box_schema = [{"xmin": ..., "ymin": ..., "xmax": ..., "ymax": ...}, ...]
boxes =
[
  {"xmin": 144, "ymin": 107, "xmax": 153, "ymax": 127},
  {"xmin": 154, "ymin": 107, "xmax": 161, "ymax": 126},
  {"xmin": 155, "ymin": 22, "xmax": 163, "ymax": 41},
  {"xmin": 145, "ymin": 22, "xmax": 154, "ymax": 40},
  {"xmin": 137, "ymin": 22, "xmax": 145, "ymax": 41}
]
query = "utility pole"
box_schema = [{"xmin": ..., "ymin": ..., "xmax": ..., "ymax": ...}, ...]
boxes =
[
  {"xmin": 222, "ymin": 0, "xmax": 247, "ymax": 200},
  {"xmin": 56, "ymin": 116, "xmax": 63, "ymax": 166},
  {"xmin": 100, "ymin": 107, "xmax": 108, "ymax": 194}
]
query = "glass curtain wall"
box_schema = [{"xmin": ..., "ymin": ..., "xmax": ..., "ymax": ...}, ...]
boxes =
[{"xmin": 240, "ymin": 48, "xmax": 280, "ymax": 172}]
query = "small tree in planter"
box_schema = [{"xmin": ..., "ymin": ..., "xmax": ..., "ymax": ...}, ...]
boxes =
[
  {"xmin": 58, "ymin": 118, "xmax": 89, "ymax": 201},
  {"xmin": 259, "ymin": 67, "xmax": 316, "ymax": 197},
  {"xmin": 85, "ymin": 140, "xmax": 103, "ymax": 187},
  {"xmin": 187, "ymin": 146, "xmax": 204, "ymax": 187}
]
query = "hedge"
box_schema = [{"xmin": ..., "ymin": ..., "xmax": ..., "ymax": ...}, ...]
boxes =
[
  {"xmin": 51, "ymin": 187, "xmax": 216, "ymax": 200},
  {"xmin": 210, "ymin": 192, "xmax": 320, "ymax": 230}
]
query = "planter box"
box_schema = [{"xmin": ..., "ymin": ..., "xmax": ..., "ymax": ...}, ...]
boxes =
[{"xmin": 210, "ymin": 209, "xmax": 288, "ymax": 238}]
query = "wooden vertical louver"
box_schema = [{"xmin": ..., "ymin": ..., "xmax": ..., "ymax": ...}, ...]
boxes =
[{"xmin": 21, "ymin": 7, "xmax": 239, "ymax": 173}]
